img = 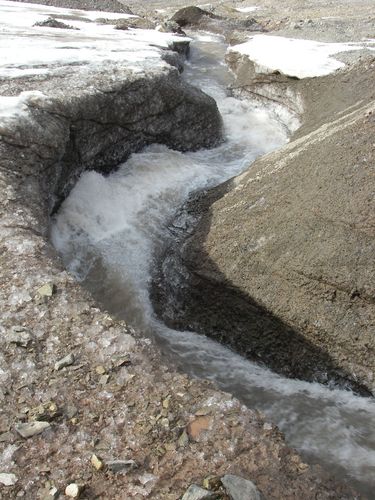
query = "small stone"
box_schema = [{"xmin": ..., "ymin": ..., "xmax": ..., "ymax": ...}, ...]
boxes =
[
  {"xmin": 162, "ymin": 396, "xmax": 171, "ymax": 409},
  {"xmin": 36, "ymin": 283, "xmax": 55, "ymax": 297},
  {"xmin": 221, "ymin": 474, "xmax": 261, "ymax": 500},
  {"xmin": 65, "ymin": 483, "xmax": 82, "ymax": 498},
  {"xmin": 0, "ymin": 431, "xmax": 14, "ymax": 443},
  {"xmin": 0, "ymin": 473, "xmax": 18, "ymax": 486},
  {"xmin": 49, "ymin": 487, "xmax": 59, "ymax": 499},
  {"xmin": 99, "ymin": 374, "xmax": 110, "ymax": 385},
  {"xmin": 187, "ymin": 416, "xmax": 211, "ymax": 441},
  {"xmin": 65, "ymin": 405, "xmax": 78, "ymax": 419},
  {"xmin": 178, "ymin": 430, "xmax": 189, "ymax": 448},
  {"xmin": 263, "ymin": 422, "xmax": 273, "ymax": 431},
  {"xmin": 181, "ymin": 484, "xmax": 215, "ymax": 500},
  {"xmin": 8, "ymin": 326, "xmax": 31, "ymax": 347},
  {"xmin": 95, "ymin": 365, "xmax": 106, "ymax": 375},
  {"xmin": 54, "ymin": 353, "xmax": 74, "ymax": 371},
  {"xmin": 91, "ymin": 454, "xmax": 103, "ymax": 471},
  {"xmin": 202, "ymin": 476, "xmax": 221, "ymax": 490},
  {"xmin": 106, "ymin": 459, "xmax": 137, "ymax": 473},
  {"xmin": 15, "ymin": 420, "xmax": 50, "ymax": 438}
]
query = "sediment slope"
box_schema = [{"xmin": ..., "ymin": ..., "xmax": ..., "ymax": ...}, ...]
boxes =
[{"xmin": 156, "ymin": 47, "xmax": 375, "ymax": 392}]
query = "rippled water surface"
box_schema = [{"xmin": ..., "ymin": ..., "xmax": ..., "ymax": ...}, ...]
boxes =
[{"xmin": 52, "ymin": 35, "xmax": 375, "ymax": 497}]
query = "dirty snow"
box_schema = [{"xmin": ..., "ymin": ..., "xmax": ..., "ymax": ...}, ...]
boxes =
[
  {"xmin": 235, "ymin": 6, "xmax": 259, "ymax": 13},
  {"xmin": 0, "ymin": 0, "xmax": 190, "ymax": 125},
  {"xmin": 0, "ymin": 0, "xmax": 189, "ymax": 79},
  {"xmin": 228, "ymin": 34, "xmax": 375, "ymax": 78}
]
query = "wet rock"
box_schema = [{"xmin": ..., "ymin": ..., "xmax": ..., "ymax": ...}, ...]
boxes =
[
  {"xmin": 15, "ymin": 420, "xmax": 50, "ymax": 438},
  {"xmin": 181, "ymin": 484, "xmax": 215, "ymax": 500},
  {"xmin": 0, "ymin": 472, "xmax": 18, "ymax": 486},
  {"xmin": 34, "ymin": 17, "xmax": 79, "ymax": 30},
  {"xmin": 106, "ymin": 459, "xmax": 137, "ymax": 473},
  {"xmin": 65, "ymin": 483, "xmax": 82, "ymax": 498},
  {"xmin": 54, "ymin": 353, "xmax": 75, "ymax": 370},
  {"xmin": 221, "ymin": 474, "xmax": 261, "ymax": 500}
]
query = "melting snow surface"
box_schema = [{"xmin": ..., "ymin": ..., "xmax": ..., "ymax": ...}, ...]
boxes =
[
  {"xmin": 0, "ymin": 0, "xmax": 190, "ymax": 125},
  {"xmin": 229, "ymin": 34, "xmax": 375, "ymax": 78},
  {"xmin": 0, "ymin": 0, "xmax": 189, "ymax": 79}
]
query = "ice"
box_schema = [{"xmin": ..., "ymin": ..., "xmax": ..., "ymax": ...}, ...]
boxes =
[
  {"xmin": 235, "ymin": 6, "xmax": 259, "ymax": 13},
  {"xmin": 0, "ymin": 0, "xmax": 190, "ymax": 79}
]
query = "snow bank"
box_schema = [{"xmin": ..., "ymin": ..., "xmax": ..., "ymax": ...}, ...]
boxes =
[
  {"xmin": 228, "ymin": 35, "xmax": 375, "ymax": 78},
  {"xmin": 0, "ymin": 0, "xmax": 190, "ymax": 79}
]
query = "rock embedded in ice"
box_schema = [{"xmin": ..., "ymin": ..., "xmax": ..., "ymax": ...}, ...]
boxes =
[
  {"xmin": 221, "ymin": 474, "xmax": 261, "ymax": 500},
  {"xmin": 54, "ymin": 353, "xmax": 75, "ymax": 371},
  {"xmin": 106, "ymin": 459, "xmax": 137, "ymax": 473},
  {"xmin": 36, "ymin": 283, "xmax": 55, "ymax": 297},
  {"xmin": 15, "ymin": 421, "xmax": 50, "ymax": 438},
  {"xmin": 0, "ymin": 472, "xmax": 18, "ymax": 486}
]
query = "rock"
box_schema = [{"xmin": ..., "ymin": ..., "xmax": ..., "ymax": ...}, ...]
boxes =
[
  {"xmin": 106, "ymin": 459, "xmax": 137, "ymax": 473},
  {"xmin": 187, "ymin": 416, "xmax": 211, "ymax": 440},
  {"xmin": 171, "ymin": 6, "xmax": 216, "ymax": 27},
  {"xmin": 157, "ymin": 21, "xmax": 186, "ymax": 35},
  {"xmin": 65, "ymin": 483, "xmax": 82, "ymax": 498},
  {"xmin": 178, "ymin": 430, "xmax": 189, "ymax": 448},
  {"xmin": 15, "ymin": 421, "xmax": 50, "ymax": 438},
  {"xmin": 0, "ymin": 473, "xmax": 18, "ymax": 486},
  {"xmin": 34, "ymin": 17, "xmax": 79, "ymax": 30},
  {"xmin": 115, "ymin": 17, "xmax": 156, "ymax": 30},
  {"xmin": 0, "ymin": 431, "xmax": 14, "ymax": 443},
  {"xmin": 181, "ymin": 484, "xmax": 215, "ymax": 500},
  {"xmin": 36, "ymin": 283, "xmax": 55, "ymax": 297},
  {"xmin": 54, "ymin": 353, "xmax": 75, "ymax": 370},
  {"xmin": 221, "ymin": 474, "xmax": 261, "ymax": 500},
  {"xmin": 91, "ymin": 454, "xmax": 104, "ymax": 471},
  {"xmin": 7, "ymin": 326, "xmax": 31, "ymax": 347}
]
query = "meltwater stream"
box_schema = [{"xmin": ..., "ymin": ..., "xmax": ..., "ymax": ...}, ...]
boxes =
[{"xmin": 51, "ymin": 36, "xmax": 375, "ymax": 496}]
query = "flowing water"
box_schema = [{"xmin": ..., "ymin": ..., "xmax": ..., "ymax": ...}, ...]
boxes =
[{"xmin": 51, "ymin": 35, "xmax": 375, "ymax": 497}]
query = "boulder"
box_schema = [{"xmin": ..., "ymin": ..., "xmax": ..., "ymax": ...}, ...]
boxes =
[{"xmin": 171, "ymin": 6, "xmax": 217, "ymax": 27}]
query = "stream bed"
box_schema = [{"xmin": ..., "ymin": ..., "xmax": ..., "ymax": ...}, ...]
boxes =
[{"xmin": 51, "ymin": 35, "xmax": 375, "ymax": 497}]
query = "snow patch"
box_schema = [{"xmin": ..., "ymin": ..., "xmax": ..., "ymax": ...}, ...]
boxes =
[
  {"xmin": 0, "ymin": 0, "xmax": 190, "ymax": 79},
  {"xmin": 235, "ymin": 6, "xmax": 259, "ymax": 13},
  {"xmin": 228, "ymin": 35, "xmax": 375, "ymax": 78}
]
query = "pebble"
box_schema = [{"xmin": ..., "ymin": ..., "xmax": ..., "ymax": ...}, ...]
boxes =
[
  {"xmin": 65, "ymin": 483, "xmax": 82, "ymax": 498},
  {"xmin": 54, "ymin": 353, "xmax": 75, "ymax": 371},
  {"xmin": 37, "ymin": 283, "xmax": 55, "ymax": 297},
  {"xmin": 106, "ymin": 459, "xmax": 137, "ymax": 473},
  {"xmin": 91, "ymin": 454, "xmax": 104, "ymax": 471},
  {"xmin": 221, "ymin": 474, "xmax": 261, "ymax": 500},
  {"xmin": 0, "ymin": 472, "xmax": 18, "ymax": 486},
  {"xmin": 181, "ymin": 484, "xmax": 215, "ymax": 500},
  {"xmin": 15, "ymin": 420, "xmax": 50, "ymax": 438}
]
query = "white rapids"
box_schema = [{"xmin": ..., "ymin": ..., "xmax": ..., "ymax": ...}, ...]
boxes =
[{"xmin": 51, "ymin": 35, "xmax": 375, "ymax": 496}]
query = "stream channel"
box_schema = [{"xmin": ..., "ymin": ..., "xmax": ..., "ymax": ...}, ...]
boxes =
[{"xmin": 51, "ymin": 35, "xmax": 375, "ymax": 497}]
